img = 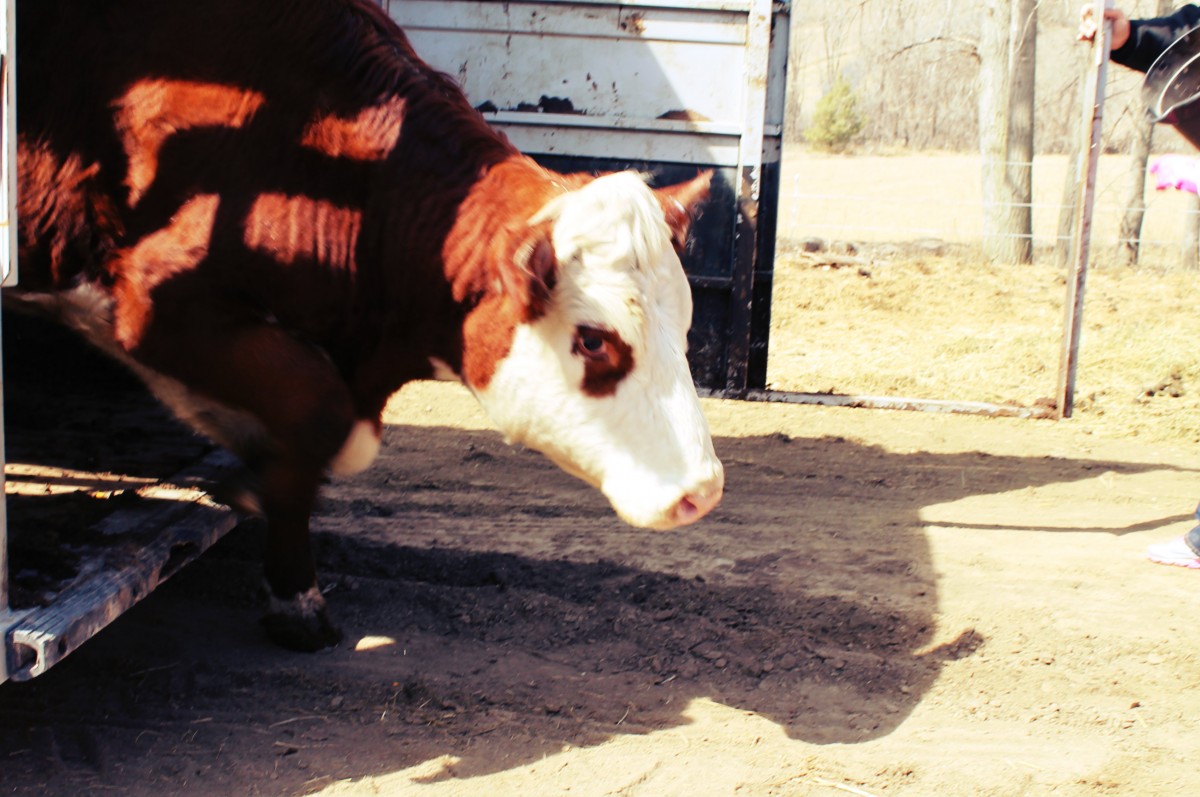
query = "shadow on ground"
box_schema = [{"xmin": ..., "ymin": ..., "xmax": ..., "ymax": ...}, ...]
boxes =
[{"xmin": 0, "ymin": 310, "xmax": 1186, "ymax": 795}]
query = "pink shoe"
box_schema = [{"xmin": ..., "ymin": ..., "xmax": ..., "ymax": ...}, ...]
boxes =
[{"xmin": 1146, "ymin": 537, "xmax": 1200, "ymax": 569}]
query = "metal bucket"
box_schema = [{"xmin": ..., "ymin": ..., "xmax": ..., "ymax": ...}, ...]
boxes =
[{"xmin": 1144, "ymin": 25, "xmax": 1200, "ymax": 149}]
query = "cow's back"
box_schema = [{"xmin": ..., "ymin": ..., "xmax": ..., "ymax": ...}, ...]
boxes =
[
  {"xmin": 17, "ymin": 0, "xmax": 425, "ymax": 142},
  {"xmin": 16, "ymin": 0, "xmax": 507, "ymax": 300}
]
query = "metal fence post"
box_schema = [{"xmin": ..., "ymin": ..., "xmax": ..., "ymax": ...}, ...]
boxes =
[{"xmin": 1057, "ymin": 0, "xmax": 1112, "ymax": 419}]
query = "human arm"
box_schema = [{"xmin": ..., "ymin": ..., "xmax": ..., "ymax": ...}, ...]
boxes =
[{"xmin": 1080, "ymin": 3, "xmax": 1200, "ymax": 73}]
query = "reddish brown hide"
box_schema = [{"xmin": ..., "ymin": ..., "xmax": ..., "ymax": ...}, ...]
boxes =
[{"xmin": 13, "ymin": 0, "xmax": 710, "ymax": 651}]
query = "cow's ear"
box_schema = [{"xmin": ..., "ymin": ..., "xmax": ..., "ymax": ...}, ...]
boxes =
[
  {"xmin": 656, "ymin": 170, "xmax": 713, "ymax": 252},
  {"xmin": 500, "ymin": 223, "xmax": 558, "ymax": 322}
]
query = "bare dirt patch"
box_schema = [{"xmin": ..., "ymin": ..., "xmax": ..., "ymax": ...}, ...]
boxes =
[{"xmin": 2, "ymin": 255, "xmax": 1199, "ymax": 796}]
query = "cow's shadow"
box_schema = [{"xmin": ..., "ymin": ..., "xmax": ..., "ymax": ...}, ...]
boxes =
[{"xmin": 1, "ymin": 313, "xmax": 1191, "ymax": 792}]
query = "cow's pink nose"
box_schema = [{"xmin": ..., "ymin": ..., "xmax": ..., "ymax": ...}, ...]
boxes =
[{"xmin": 672, "ymin": 482, "xmax": 723, "ymax": 526}]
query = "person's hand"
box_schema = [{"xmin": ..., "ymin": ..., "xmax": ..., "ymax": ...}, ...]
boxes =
[
  {"xmin": 1151, "ymin": 155, "xmax": 1200, "ymax": 194},
  {"xmin": 1078, "ymin": 3, "xmax": 1132, "ymax": 51}
]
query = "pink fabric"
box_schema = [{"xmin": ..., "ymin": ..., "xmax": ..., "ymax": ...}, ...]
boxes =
[{"xmin": 1150, "ymin": 154, "xmax": 1200, "ymax": 194}]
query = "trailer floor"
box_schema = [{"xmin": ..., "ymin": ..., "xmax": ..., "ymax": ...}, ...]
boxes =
[{"xmin": 2, "ymin": 311, "xmax": 221, "ymax": 612}]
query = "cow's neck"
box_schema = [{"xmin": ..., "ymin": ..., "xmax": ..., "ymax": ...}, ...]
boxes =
[
  {"xmin": 345, "ymin": 154, "xmax": 556, "ymax": 418},
  {"xmin": 444, "ymin": 158, "xmax": 546, "ymax": 295},
  {"xmin": 439, "ymin": 155, "xmax": 574, "ymax": 391}
]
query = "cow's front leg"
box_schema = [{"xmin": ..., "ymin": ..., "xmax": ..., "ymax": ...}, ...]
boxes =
[
  {"xmin": 257, "ymin": 460, "xmax": 343, "ymax": 651},
  {"xmin": 129, "ymin": 314, "xmax": 359, "ymax": 651}
]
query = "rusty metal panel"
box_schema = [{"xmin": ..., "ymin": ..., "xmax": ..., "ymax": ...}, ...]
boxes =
[
  {"xmin": 387, "ymin": 0, "xmax": 789, "ymax": 390},
  {"xmin": 398, "ymin": 2, "xmax": 751, "ymax": 133},
  {"xmin": 479, "ymin": 118, "xmax": 744, "ymax": 166}
]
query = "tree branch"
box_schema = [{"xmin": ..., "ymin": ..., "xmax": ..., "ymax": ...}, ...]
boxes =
[{"xmin": 890, "ymin": 36, "xmax": 981, "ymax": 63}]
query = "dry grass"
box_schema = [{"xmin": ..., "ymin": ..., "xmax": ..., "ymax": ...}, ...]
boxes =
[
  {"xmin": 769, "ymin": 151, "xmax": 1200, "ymax": 445},
  {"xmin": 766, "ymin": 249, "xmax": 1200, "ymax": 445}
]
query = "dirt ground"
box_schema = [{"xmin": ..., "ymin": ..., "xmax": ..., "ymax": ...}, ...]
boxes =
[{"xmin": 3, "ymin": 269, "xmax": 1200, "ymax": 797}]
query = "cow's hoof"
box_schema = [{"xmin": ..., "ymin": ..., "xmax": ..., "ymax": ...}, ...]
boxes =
[{"xmin": 261, "ymin": 586, "xmax": 343, "ymax": 651}]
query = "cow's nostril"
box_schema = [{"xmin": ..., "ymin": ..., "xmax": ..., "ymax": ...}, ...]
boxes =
[
  {"xmin": 675, "ymin": 495, "xmax": 701, "ymax": 524},
  {"xmin": 672, "ymin": 484, "xmax": 722, "ymax": 526}
]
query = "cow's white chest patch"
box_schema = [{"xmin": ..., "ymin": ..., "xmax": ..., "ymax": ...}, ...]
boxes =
[
  {"xmin": 428, "ymin": 357, "xmax": 461, "ymax": 382},
  {"xmin": 330, "ymin": 419, "xmax": 381, "ymax": 476}
]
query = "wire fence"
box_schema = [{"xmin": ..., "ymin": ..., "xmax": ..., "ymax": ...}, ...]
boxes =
[
  {"xmin": 760, "ymin": 2, "xmax": 1200, "ymax": 420},
  {"xmin": 775, "ymin": 148, "xmax": 1200, "ymax": 268},
  {"xmin": 763, "ymin": 144, "xmax": 1200, "ymax": 429}
]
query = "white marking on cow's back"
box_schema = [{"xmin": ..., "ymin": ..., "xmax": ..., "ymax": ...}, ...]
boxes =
[{"xmin": 330, "ymin": 418, "xmax": 381, "ymax": 476}]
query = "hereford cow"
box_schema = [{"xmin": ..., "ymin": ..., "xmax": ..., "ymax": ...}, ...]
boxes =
[{"xmin": 12, "ymin": 0, "xmax": 724, "ymax": 650}]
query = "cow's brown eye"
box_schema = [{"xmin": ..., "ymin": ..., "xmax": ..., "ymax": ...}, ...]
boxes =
[
  {"xmin": 573, "ymin": 327, "xmax": 610, "ymax": 361},
  {"xmin": 572, "ymin": 325, "xmax": 635, "ymax": 397}
]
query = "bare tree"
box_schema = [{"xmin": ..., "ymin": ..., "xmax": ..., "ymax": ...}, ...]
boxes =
[
  {"xmin": 1117, "ymin": 116, "xmax": 1154, "ymax": 265},
  {"xmin": 1116, "ymin": 0, "xmax": 1173, "ymax": 266},
  {"xmin": 1185, "ymin": 194, "xmax": 1200, "ymax": 270},
  {"xmin": 862, "ymin": 0, "xmax": 980, "ymax": 150},
  {"xmin": 1008, "ymin": 0, "xmax": 1037, "ymax": 263},
  {"xmin": 979, "ymin": 0, "xmax": 1036, "ymax": 263},
  {"xmin": 1056, "ymin": 136, "xmax": 1081, "ymax": 268},
  {"xmin": 789, "ymin": 2, "xmax": 869, "ymax": 142}
]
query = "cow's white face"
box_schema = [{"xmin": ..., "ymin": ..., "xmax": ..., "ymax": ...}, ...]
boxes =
[{"xmin": 468, "ymin": 171, "xmax": 723, "ymax": 530}]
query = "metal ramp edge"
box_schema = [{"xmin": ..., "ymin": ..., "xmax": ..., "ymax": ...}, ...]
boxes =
[{"xmin": 1, "ymin": 449, "xmax": 241, "ymax": 683}]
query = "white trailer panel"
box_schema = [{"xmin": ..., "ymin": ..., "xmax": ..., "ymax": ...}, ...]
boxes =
[{"xmin": 387, "ymin": 0, "xmax": 790, "ymax": 390}]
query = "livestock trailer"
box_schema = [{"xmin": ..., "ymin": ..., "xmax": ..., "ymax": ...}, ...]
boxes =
[{"xmin": 0, "ymin": 0, "xmax": 791, "ymax": 682}]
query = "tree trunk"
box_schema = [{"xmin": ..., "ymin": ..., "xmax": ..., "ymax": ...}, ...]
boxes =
[
  {"xmin": 979, "ymin": 0, "xmax": 1010, "ymax": 261},
  {"xmin": 1184, "ymin": 193, "xmax": 1200, "ymax": 270},
  {"xmin": 1007, "ymin": 0, "xmax": 1036, "ymax": 263},
  {"xmin": 1117, "ymin": 0, "xmax": 1171, "ymax": 266},
  {"xmin": 979, "ymin": 0, "xmax": 1036, "ymax": 264},
  {"xmin": 1118, "ymin": 120, "xmax": 1153, "ymax": 266}
]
